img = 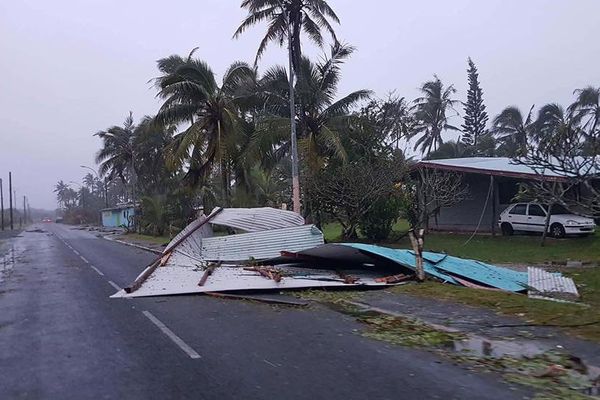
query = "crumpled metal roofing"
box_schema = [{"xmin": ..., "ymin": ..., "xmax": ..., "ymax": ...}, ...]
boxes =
[
  {"xmin": 110, "ymin": 265, "xmax": 392, "ymax": 298},
  {"xmin": 200, "ymin": 225, "xmax": 324, "ymax": 262},
  {"xmin": 528, "ymin": 267, "xmax": 579, "ymax": 301},
  {"xmin": 342, "ymin": 244, "xmax": 528, "ymax": 292},
  {"xmin": 208, "ymin": 207, "xmax": 305, "ymax": 232}
]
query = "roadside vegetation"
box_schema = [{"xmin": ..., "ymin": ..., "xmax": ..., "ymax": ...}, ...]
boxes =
[{"xmin": 48, "ymin": 0, "xmax": 598, "ymax": 247}]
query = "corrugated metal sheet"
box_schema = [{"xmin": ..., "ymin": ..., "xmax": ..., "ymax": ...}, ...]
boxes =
[
  {"xmin": 111, "ymin": 265, "xmax": 393, "ymax": 298},
  {"xmin": 528, "ymin": 267, "xmax": 579, "ymax": 301},
  {"xmin": 201, "ymin": 225, "xmax": 324, "ymax": 262},
  {"xmin": 342, "ymin": 244, "xmax": 459, "ymax": 284},
  {"xmin": 208, "ymin": 207, "xmax": 305, "ymax": 232},
  {"xmin": 343, "ymin": 244, "xmax": 528, "ymax": 292}
]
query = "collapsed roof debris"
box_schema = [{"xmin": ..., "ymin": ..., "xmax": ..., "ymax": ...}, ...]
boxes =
[{"xmin": 111, "ymin": 208, "xmax": 579, "ymax": 301}]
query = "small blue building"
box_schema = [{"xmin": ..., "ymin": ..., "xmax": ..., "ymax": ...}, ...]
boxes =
[{"xmin": 101, "ymin": 204, "xmax": 136, "ymax": 228}]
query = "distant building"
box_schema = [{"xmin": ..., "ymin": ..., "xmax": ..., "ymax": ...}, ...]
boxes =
[
  {"xmin": 100, "ymin": 204, "xmax": 136, "ymax": 228},
  {"xmin": 413, "ymin": 157, "xmax": 586, "ymax": 234}
]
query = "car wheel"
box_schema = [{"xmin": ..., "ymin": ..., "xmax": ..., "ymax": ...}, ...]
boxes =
[
  {"xmin": 550, "ymin": 223, "xmax": 565, "ymax": 238},
  {"xmin": 501, "ymin": 222, "xmax": 514, "ymax": 236}
]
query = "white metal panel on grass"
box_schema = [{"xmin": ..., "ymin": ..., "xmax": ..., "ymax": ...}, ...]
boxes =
[{"xmin": 527, "ymin": 267, "xmax": 579, "ymax": 301}]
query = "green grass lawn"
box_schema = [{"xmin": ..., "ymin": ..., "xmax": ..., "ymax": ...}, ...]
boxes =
[{"xmin": 323, "ymin": 220, "xmax": 600, "ymax": 264}]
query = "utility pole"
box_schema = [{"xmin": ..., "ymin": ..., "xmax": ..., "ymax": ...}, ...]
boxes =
[
  {"xmin": 9, "ymin": 172, "xmax": 13, "ymax": 230},
  {"xmin": 0, "ymin": 178, "xmax": 4, "ymax": 231},
  {"xmin": 23, "ymin": 196, "xmax": 26, "ymax": 225}
]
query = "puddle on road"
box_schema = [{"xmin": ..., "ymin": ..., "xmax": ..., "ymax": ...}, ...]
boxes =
[
  {"xmin": 0, "ymin": 245, "xmax": 16, "ymax": 283},
  {"xmin": 451, "ymin": 335, "xmax": 600, "ymax": 397}
]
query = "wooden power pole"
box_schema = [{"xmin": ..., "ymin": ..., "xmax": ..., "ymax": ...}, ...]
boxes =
[{"xmin": 9, "ymin": 172, "xmax": 13, "ymax": 230}]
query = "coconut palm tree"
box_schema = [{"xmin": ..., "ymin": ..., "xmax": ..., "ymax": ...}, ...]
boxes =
[
  {"xmin": 491, "ymin": 105, "xmax": 534, "ymax": 157},
  {"xmin": 255, "ymin": 42, "xmax": 372, "ymax": 172},
  {"xmin": 95, "ymin": 112, "xmax": 137, "ymax": 184},
  {"xmin": 410, "ymin": 77, "xmax": 460, "ymax": 157},
  {"xmin": 568, "ymin": 86, "xmax": 600, "ymax": 133},
  {"xmin": 54, "ymin": 180, "xmax": 70, "ymax": 209},
  {"xmin": 234, "ymin": 0, "xmax": 339, "ymax": 71},
  {"xmin": 234, "ymin": 0, "xmax": 341, "ymax": 213},
  {"xmin": 153, "ymin": 50, "xmax": 256, "ymax": 205},
  {"xmin": 133, "ymin": 116, "xmax": 176, "ymax": 194}
]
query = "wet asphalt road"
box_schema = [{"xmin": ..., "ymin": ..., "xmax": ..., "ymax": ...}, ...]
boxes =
[{"xmin": 0, "ymin": 224, "xmax": 530, "ymax": 400}]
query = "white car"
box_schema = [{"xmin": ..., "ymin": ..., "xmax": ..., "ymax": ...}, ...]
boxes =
[{"xmin": 498, "ymin": 203, "xmax": 596, "ymax": 238}]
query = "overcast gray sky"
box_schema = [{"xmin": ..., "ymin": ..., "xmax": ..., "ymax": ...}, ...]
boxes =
[{"xmin": 1, "ymin": 0, "xmax": 599, "ymax": 210}]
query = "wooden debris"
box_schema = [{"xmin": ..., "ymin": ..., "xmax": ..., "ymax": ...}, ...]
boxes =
[
  {"xmin": 243, "ymin": 266, "xmax": 283, "ymax": 283},
  {"xmin": 336, "ymin": 270, "xmax": 358, "ymax": 284},
  {"xmin": 374, "ymin": 274, "xmax": 413, "ymax": 284},
  {"xmin": 198, "ymin": 262, "xmax": 221, "ymax": 286}
]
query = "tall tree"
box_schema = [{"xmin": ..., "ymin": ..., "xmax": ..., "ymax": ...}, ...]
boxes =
[
  {"xmin": 95, "ymin": 112, "xmax": 137, "ymax": 185},
  {"xmin": 255, "ymin": 42, "xmax": 371, "ymax": 172},
  {"xmin": 234, "ymin": 0, "xmax": 339, "ymax": 71},
  {"xmin": 461, "ymin": 58, "xmax": 489, "ymax": 148},
  {"xmin": 491, "ymin": 105, "xmax": 534, "ymax": 157},
  {"xmin": 234, "ymin": 0, "xmax": 340, "ymax": 214},
  {"xmin": 410, "ymin": 77, "xmax": 459, "ymax": 157},
  {"xmin": 153, "ymin": 50, "xmax": 256, "ymax": 205}
]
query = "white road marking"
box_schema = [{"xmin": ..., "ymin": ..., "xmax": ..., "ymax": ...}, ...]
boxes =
[
  {"xmin": 142, "ymin": 311, "xmax": 201, "ymax": 359},
  {"xmin": 80, "ymin": 255, "xmax": 89, "ymax": 264},
  {"xmin": 90, "ymin": 265, "xmax": 105, "ymax": 276},
  {"xmin": 108, "ymin": 280, "xmax": 121, "ymax": 291},
  {"xmin": 72, "ymin": 249, "xmax": 80, "ymax": 256}
]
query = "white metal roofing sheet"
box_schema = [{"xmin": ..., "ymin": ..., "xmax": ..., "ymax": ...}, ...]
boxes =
[
  {"xmin": 200, "ymin": 224, "xmax": 324, "ymax": 262},
  {"xmin": 208, "ymin": 207, "xmax": 305, "ymax": 232},
  {"xmin": 418, "ymin": 157, "xmax": 569, "ymax": 177}
]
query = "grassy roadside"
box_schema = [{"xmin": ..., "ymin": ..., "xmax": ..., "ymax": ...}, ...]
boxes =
[
  {"xmin": 323, "ymin": 221, "xmax": 600, "ymax": 264},
  {"xmin": 391, "ymin": 266, "xmax": 600, "ymax": 342}
]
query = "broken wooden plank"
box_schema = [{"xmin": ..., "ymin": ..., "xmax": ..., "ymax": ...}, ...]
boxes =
[{"xmin": 198, "ymin": 262, "xmax": 221, "ymax": 286}]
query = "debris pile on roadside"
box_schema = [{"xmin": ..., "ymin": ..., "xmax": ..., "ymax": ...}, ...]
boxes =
[{"xmin": 111, "ymin": 207, "xmax": 579, "ymax": 301}]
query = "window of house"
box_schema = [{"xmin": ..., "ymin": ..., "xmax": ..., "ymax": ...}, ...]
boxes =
[
  {"xmin": 528, "ymin": 204, "xmax": 546, "ymax": 217},
  {"xmin": 509, "ymin": 204, "xmax": 527, "ymax": 215}
]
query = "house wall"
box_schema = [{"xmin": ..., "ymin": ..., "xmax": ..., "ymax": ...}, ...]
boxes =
[
  {"xmin": 429, "ymin": 174, "xmax": 515, "ymax": 233},
  {"xmin": 101, "ymin": 207, "xmax": 135, "ymax": 228}
]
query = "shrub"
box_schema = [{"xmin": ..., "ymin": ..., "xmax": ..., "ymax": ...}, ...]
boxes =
[{"xmin": 359, "ymin": 197, "xmax": 401, "ymax": 241}]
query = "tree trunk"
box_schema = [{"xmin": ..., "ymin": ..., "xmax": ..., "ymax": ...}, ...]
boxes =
[{"xmin": 541, "ymin": 204, "xmax": 553, "ymax": 247}]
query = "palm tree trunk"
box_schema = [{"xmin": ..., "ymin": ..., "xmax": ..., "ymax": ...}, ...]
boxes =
[{"xmin": 287, "ymin": 24, "xmax": 301, "ymax": 214}]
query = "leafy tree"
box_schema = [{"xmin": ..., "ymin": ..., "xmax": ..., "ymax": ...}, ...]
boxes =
[
  {"xmin": 153, "ymin": 50, "xmax": 256, "ymax": 204},
  {"xmin": 360, "ymin": 94, "xmax": 415, "ymax": 149},
  {"xmin": 234, "ymin": 0, "xmax": 340, "ymax": 72},
  {"xmin": 491, "ymin": 105, "xmax": 534, "ymax": 157},
  {"xmin": 133, "ymin": 116, "xmax": 175, "ymax": 194},
  {"xmin": 461, "ymin": 58, "xmax": 489, "ymax": 149},
  {"xmin": 410, "ymin": 77, "xmax": 459, "ymax": 157},
  {"xmin": 568, "ymin": 86, "xmax": 600, "ymax": 133},
  {"xmin": 255, "ymin": 42, "xmax": 371, "ymax": 172},
  {"xmin": 95, "ymin": 112, "xmax": 136, "ymax": 184}
]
